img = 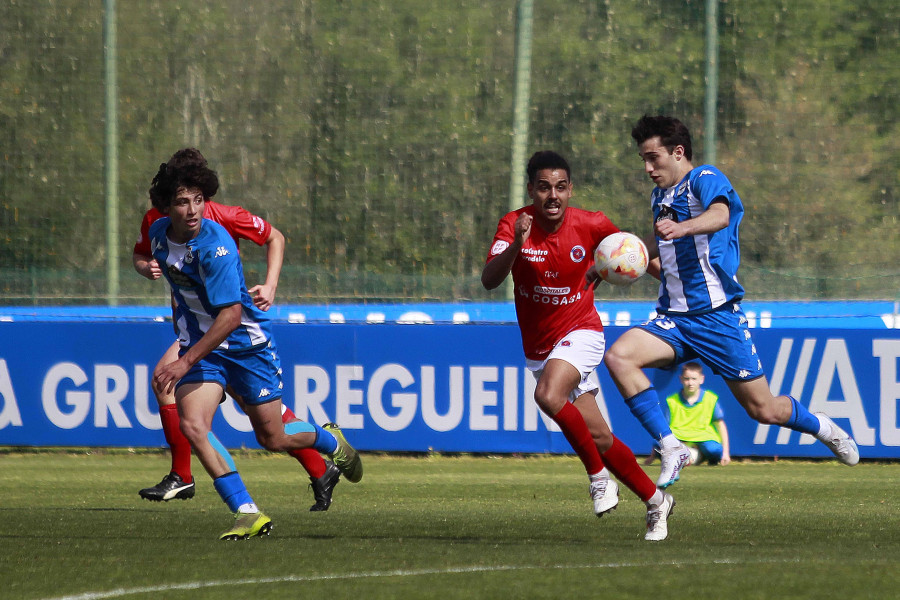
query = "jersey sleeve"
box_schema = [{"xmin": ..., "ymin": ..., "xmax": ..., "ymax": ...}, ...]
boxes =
[
  {"xmin": 201, "ymin": 233, "xmax": 244, "ymax": 308},
  {"xmin": 209, "ymin": 202, "xmax": 272, "ymax": 246},
  {"xmin": 712, "ymin": 399, "xmax": 725, "ymax": 422},
  {"xmin": 591, "ymin": 211, "xmax": 621, "ymax": 250},
  {"xmin": 485, "ymin": 212, "xmax": 516, "ymax": 264},
  {"xmin": 133, "ymin": 210, "xmax": 157, "ymax": 256},
  {"xmin": 147, "ymin": 218, "xmax": 168, "ymax": 258},
  {"xmin": 691, "ymin": 166, "xmax": 735, "ymax": 210}
]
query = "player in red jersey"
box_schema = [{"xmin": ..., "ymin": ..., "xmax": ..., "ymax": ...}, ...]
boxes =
[
  {"xmin": 133, "ymin": 148, "xmax": 341, "ymax": 511},
  {"xmin": 482, "ymin": 150, "xmax": 674, "ymax": 541}
]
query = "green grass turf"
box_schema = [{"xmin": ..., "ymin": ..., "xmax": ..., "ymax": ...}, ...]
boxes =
[{"xmin": 0, "ymin": 451, "xmax": 897, "ymax": 600}]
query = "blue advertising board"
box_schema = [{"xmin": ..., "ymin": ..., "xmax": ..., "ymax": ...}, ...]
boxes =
[{"xmin": 0, "ymin": 321, "xmax": 898, "ymax": 458}]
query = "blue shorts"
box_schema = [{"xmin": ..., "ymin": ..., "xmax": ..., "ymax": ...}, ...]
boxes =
[
  {"xmin": 652, "ymin": 440, "xmax": 724, "ymax": 464},
  {"xmin": 695, "ymin": 440, "xmax": 725, "ymax": 464},
  {"xmin": 177, "ymin": 341, "xmax": 284, "ymax": 405},
  {"xmin": 635, "ymin": 303, "xmax": 764, "ymax": 382}
]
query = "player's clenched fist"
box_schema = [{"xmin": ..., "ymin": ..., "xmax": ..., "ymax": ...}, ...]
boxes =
[{"xmin": 514, "ymin": 212, "xmax": 532, "ymax": 244}]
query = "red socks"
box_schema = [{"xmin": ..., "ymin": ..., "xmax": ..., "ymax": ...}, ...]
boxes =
[
  {"xmin": 160, "ymin": 402, "xmax": 328, "ymax": 481},
  {"xmin": 159, "ymin": 403, "xmax": 192, "ymax": 483},
  {"xmin": 282, "ymin": 406, "xmax": 327, "ymax": 479},
  {"xmin": 551, "ymin": 402, "xmax": 605, "ymax": 475},
  {"xmin": 601, "ymin": 436, "xmax": 656, "ymax": 502}
]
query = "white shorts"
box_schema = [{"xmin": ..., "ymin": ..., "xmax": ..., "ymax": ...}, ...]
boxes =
[{"xmin": 525, "ymin": 329, "xmax": 606, "ymax": 402}]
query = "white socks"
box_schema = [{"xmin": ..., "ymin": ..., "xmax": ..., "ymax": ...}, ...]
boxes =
[
  {"xmin": 659, "ymin": 433, "xmax": 681, "ymax": 450},
  {"xmin": 237, "ymin": 502, "xmax": 259, "ymax": 514},
  {"xmin": 589, "ymin": 468, "xmax": 610, "ymax": 482},
  {"xmin": 815, "ymin": 415, "xmax": 833, "ymax": 440},
  {"xmin": 646, "ymin": 489, "xmax": 665, "ymax": 508}
]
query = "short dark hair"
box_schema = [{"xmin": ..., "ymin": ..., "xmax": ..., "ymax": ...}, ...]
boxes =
[
  {"xmin": 681, "ymin": 361, "xmax": 704, "ymax": 375},
  {"xmin": 631, "ymin": 115, "xmax": 693, "ymax": 161},
  {"xmin": 148, "ymin": 148, "xmax": 219, "ymax": 212},
  {"xmin": 526, "ymin": 150, "xmax": 571, "ymax": 184}
]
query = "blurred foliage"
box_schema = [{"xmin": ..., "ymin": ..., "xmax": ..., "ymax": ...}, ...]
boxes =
[{"xmin": 0, "ymin": 0, "xmax": 897, "ymax": 304}]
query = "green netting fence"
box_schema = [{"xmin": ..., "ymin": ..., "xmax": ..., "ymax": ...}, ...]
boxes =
[{"xmin": 1, "ymin": 0, "xmax": 897, "ymax": 305}]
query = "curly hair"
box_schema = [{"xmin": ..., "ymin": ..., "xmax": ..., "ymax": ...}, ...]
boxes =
[{"xmin": 148, "ymin": 148, "xmax": 219, "ymax": 212}]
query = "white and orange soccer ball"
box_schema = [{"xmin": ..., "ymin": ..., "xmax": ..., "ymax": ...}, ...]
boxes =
[{"xmin": 594, "ymin": 232, "xmax": 649, "ymax": 286}]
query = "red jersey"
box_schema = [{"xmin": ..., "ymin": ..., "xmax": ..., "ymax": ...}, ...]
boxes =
[
  {"xmin": 133, "ymin": 200, "xmax": 271, "ymax": 256},
  {"xmin": 486, "ymin": 206, "xmax": 619, "ymax": 360}
]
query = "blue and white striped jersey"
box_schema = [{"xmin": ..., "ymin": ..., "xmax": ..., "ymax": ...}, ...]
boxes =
[
  {"xmin": 149, "ymin": 217, "xmax": 273, "ymax": 351},
  {"xmin": 652, "ymin": 165, "xmax": 745, "ymax": 314}
]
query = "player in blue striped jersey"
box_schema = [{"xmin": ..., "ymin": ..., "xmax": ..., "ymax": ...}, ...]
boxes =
[
  {"xmin": 149, "ymin": 217, "xmax": 272, "ymax": 352},
  {"xmin": 650, "ymin": 162, "xmax": 744, "ymax": 315},
  {"xmin": 597, "ymin": 115, "xmax": 859, "ymax": 488},
  {"xmin": 149, "ymin": 161, "xmax": 362, "ymax": 540}
]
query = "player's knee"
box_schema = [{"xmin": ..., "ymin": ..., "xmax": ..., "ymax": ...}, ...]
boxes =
[
  {"xmin": 151, "ymin": 382, "xmax": 173, "ymax": 406},
  {"xmin": 592, "ymin": 429, "xmax": 614, "ymax": 452},
  {"xmin": 533, "ymin": 386, "xmax": 565, "ymax": 416},
  {"xmin": 255, "ymin": 432, "xmax": 286, "ymax": 453},
  {"xmin": 747, "ymin": 403, "xmax": 781, "ymax": 425},
  {"xmin": 603, "ymin": 346, "xmax": 631, "ymax": 377},
  {"xmin": 178, "ymin": 418, "xmax": 207, "ymax": 444}
]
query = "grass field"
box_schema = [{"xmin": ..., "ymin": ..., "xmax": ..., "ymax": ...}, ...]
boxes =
[{"xmin": 1, "ymin": 451, "xmax": 897, "ymax": 600}]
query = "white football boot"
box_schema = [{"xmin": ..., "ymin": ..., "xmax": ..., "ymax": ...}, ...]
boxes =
[
  {"xmin": 590, "ymin": 477, "xmax": 619, "ymax": 517},
  {"xmin": 657, "ymin": 442, "xmax": 691, "ymax": 488},
  {"xmin": 815, "ymin": 413, "xmax": 860, "ymax": 466},
  {"xmin": 644, "ymin": 492, "xmax": 675, "ymax": 542}
]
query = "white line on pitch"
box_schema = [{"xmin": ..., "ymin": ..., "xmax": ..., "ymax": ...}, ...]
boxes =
[{"xmin": 43, "ymin": 558, "xmax": 801, "ymax": 600}]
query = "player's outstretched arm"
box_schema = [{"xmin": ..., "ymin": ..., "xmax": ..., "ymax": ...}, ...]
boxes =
[
  {"xmin": 655, "ymin": 201, "xmax": 729, "ymax": 241},
  {"xmin": 249, "ymin": 225, "xmax": 285, "ymax": 311},
  {"xmin": 154, "ymin": 303, "xmax": 241, "ymax": 395},
  {"xmin": 646, "ymin": 257, "xmax": 662, "ymax": 281},
  {"xmin": 482, "ymin": 244, "xmax": 519, "ymax": 290},
  {"xmin": 637, "ymin": 235, "xmax": 662, "ymax": 281},
  {"xmin": 482, "ymin": 213, "xmax": 532, "ymax": 290},
  {"xmin": 133, "ymin": 251, "xmax": 162, "ymax": 280},
  {"xmin": 716, "ymin": 419, "xmax": 731, "ymax": 465},
  {"xmin": 583, "ymin": 264, "xmax": 603, "ymax": 290}
]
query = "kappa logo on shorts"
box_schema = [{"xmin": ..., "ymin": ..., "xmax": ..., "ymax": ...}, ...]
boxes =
[
  {"xmin": 258, "ymin": 388, "xmax": 271, "ymax": 398},
  {"xmin": 738, "ymin": 370, "xmax": 751, "ymax": 379}
]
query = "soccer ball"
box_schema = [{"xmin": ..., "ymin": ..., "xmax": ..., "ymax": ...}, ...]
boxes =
[
  {"xmin": 594, "ymin": 232, "xmax": 649, "ymax": 286},
  {"xmin": 687, "ymin": 445, "xmax": 700, "ymax": 465}
]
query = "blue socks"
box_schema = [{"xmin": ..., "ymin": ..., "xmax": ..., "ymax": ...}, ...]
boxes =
[
  {"xmin": 624, "ymin": 387, "xmax": 673, "ymax": 440},
  {"xmin": 284, "ymin": 420, "xmax": 338, "ymax": 454},
  {"xmin": 213, "ymin": 471, "xmax": 254, "ymax": 513},
  {"xmin": 784, "ymin": 396, "xmax": 821, "ymax": 435}
]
